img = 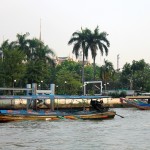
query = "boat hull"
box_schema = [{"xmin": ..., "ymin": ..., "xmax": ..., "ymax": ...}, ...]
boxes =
[
  {"xmin": 123, "ymin": 98, "xmax": 150, "ymax": 110},
  {"xmin": 0, "ymin": 110, "xmax": 116, "ymax": 123}
]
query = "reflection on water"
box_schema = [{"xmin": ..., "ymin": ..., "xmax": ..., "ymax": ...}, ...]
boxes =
[{"xmin": 0, "ymin": 108, "xmax": 150, "ymax": 150}]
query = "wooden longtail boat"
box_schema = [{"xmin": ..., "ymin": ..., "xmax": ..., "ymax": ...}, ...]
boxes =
[
  {"xmin": 121, "ymin": 96, "xmax": 150, "ymax": 110},
  {"xmin": 0, "ymin": 109, "xmax": 116, "ymax": 123},
  {"xmin": 0, "ymin": 95, "xmax": 116, "ymax": 123}
]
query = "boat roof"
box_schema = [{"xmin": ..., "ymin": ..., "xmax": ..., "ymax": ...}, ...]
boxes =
[{"xmin": 0, "ymin": 94, "xmax": 110, "ymax": 100}]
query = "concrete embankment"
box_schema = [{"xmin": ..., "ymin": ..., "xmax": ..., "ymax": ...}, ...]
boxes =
[{"xmin": 0, "ymin": 98, "xmax": 126, "ymax": 109}]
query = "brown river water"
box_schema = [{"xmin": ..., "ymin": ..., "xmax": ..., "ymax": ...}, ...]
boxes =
[{"xmin": 0, "ymin": 108, "xmax": 150, "ymax": 150}]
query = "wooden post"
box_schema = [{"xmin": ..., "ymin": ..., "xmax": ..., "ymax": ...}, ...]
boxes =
[
  {"xmin": 32, "ymin": 83, "xmax": 37, "ymax": 110},
  {"xmin": 26, "ymin": 84, "xmax": 31, "ymax": 110},
  {"xmin": 50, "ymin": 84, "xmax": 55, "ymax": 111}
]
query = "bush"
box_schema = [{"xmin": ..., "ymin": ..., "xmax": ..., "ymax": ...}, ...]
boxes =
[
  {"xmin": 108, "ymin": 91, "xmax": 127, "ymax": 98},
  {"xmin": 119, "ymin": 91, "xmax": 126, "ymax": 97}
]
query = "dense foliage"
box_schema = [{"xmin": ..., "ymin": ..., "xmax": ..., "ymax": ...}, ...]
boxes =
[{"xmin": 0, "ymin": 32, "xmax": 150, "ymax": 95}]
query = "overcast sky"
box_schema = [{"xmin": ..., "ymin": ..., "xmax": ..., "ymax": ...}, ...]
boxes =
[{"xmin": 0, "ymin": 0, "xmax": 150, "ymax": 69}]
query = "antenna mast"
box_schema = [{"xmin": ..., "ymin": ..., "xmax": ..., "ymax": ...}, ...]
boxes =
[
  {"xmin": 39, "ymin": 18, "xmax": 42, "ymax": 41},
  {"xmin": 117, "ymin": 54, "xmax": 120, "ymax": 70}
]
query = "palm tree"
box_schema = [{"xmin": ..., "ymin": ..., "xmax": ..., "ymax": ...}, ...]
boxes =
[
  {"xmin": 100, "ymin": 60, "xmax": 114, "ymax": 82},
  {"xmin": 0, "ymin": 40, "xmax": 17, "ymax": 51},
  {"xmin": 25, "ymin": 38, "xmax": 56, "ymax": 84},
  {"xmin": 85, "ymin": 26, "xmax": 110, "ymax": 80},
  {"xmin": 0, "ymin": 40, "xmax": 9, "ymax": 51},
  {"xmin": 68, "ymin": 28, "xmax": 89, "ymax": 87},
  {"xmin": 16, "ymin": 33, "xmax": 30, "ymax": 58},
  {"xmin": 28, "ymin": 38, "xmax": 56, "ymax": 66}
]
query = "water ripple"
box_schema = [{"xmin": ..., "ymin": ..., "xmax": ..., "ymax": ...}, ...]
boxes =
[{"xmin": 0, "ymin": 108, "xmax": 150, "ymax": 150}]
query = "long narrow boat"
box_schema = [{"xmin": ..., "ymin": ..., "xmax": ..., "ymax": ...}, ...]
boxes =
[
  {"xmin": 121, "ymin": 96, "xmax": 150, "ymax": 110},
  {"xmin": 0, "ymin": 109, "xmax": 116, "ymax": 123},
  {"xmin": 0, "ymin": 95, "xmax": 116, "ymax": 123}
]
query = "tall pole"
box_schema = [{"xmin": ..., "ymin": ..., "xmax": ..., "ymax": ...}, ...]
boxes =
[
  {"xmin": 13, "ymin": 80, "xmax": 16, "ymax": 95},
  {"xmin": 32, "ymin": 83, "xmax": 37, "ymax": 110},
  {"xmin": 117, "ymin": 54, "xmax": 120, "ymax": 71},
  {"xmin": 82, "ymin": 51, "xmax": 85, "ymax": 95},
  {"xmin": 39, "ymin": 18, "xmax": 42, "ymax": 41},
  {"xmin": 50, "ymin": 84, "xmax": 55, "ymax": 111},
  {"xmin": 26, "ymin": 84, "xmax": 31, "ymax": 110}
]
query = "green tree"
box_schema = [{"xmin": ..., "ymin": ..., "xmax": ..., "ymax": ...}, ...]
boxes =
[
  {"xmin": 55, "ymin": 60, "xmax": 82, "ymax": 94},
  {"xmin": 68, "ymin": 28, "xmax": 90, "ymax": 86},
  {"xmin": 0, "ymin": 40, "xmax": 17, "ymax": 51},
  {"xmin": 2, "ymin": 49, "xmax": 26, "ymax": 87},
  {"xmin": 131, "ymin": 60, "xmax": 150, "ymax": 91},
  {"xmin": 84, "ymin": 64, "xmax": 94, "ymax": 81},
  {"xmin": 0, "ymin": 33, "xmax": 56, "ymax": 89},
  {"xmin": 33, "ymin": 43, "xmax": 56, "ymax": 65},
  {"xmin": 120, "ymin": 59, "xmax": 150, "ymax": 91},
  {"xmin": 85, "ymin": 26, "xmax": 110, "ymax": 80},
  {"xmin": 55, "ymin": 69, "xmax": 81, "ymax": 95},
  {"xmin": 23, "ymin": 37, "xmax": 56, "ymax": 85},
  {"xmin": 100, "ymin": 60, "xmax": 114, "ymax": 83},
  {"xmin": 25, "ymin": 60, "xmax": 52, "ymax": 84},
  {"xmin": 16, "ymin": 33, "xmax": 30, "ymax": 55},
  {"xmin": 120, "ymin": 63, "xmax": 132, "ymax": 89}
]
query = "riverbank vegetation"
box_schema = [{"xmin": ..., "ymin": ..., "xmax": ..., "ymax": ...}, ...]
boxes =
[{"xmin": 0, "ymin": 29, "xmax": 150, "ymax": 96}]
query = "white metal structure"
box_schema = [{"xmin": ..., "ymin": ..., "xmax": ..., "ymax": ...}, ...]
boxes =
[{"xmin": 83, "ymin": 81, "xmax": 102, "ymax": 95}]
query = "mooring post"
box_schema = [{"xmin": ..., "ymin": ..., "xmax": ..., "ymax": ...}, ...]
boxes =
[
  {"xmin": 32, "ymin": 83, "xmax": 37, "ymax": 95},
  {"xmin": 50, "ymin": 84, "xmax": 55, "ymax": 111},
  {"xmin": 26, "ymin": 84, "xmax": 31, "ymax": 110},
  {"xmin": 50, "ymin": 84, "xmax": 55, "ymax": 95},
  {"xmin": 32, "ymin": 83, "xmax": 37, "ymax": 110}
]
